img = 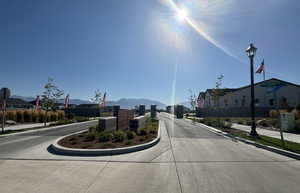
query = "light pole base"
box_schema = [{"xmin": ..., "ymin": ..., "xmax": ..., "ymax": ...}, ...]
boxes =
[{"xmin": 249, "ymin": 129, "xmax": 259, "ymax": 138}]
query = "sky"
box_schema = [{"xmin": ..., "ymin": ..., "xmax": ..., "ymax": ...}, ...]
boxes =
[{"xmin": 0, "ymin": 0, "xmax": 300, "ymax": 105}]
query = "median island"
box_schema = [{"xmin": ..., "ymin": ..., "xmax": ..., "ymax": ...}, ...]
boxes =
[{"xmin": 58, "ymin": 118, "xmax": 159, "ymax": 149}]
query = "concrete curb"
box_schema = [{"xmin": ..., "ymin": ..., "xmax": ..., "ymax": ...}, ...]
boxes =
[
  {"xmin": 196, "ymin": 121, "xmax": 300, "ymax": 161},
  {"xmin": 0, "ymin": 120, "xmax": 98, "ymax": 138},
  {"xmin": 50, "ymin": 121, "xmax": 161, "ymax": 156}
]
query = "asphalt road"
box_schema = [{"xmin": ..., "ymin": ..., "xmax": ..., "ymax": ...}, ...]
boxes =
[{"xmin": 0, "ymin": 113, "xmax": 300, "ymax": 193}]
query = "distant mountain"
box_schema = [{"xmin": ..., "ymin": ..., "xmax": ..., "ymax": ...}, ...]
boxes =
[
  {"xmin": 11, "ymin": 95, "xmax": 165, "ymax": 108},
  {"xmin": 11, "ymin": 95, "xmax": 92, "ymax": 105},
  {"xmin": 106, "ymin": 98, "xmax": 166, "ymax": 109}
]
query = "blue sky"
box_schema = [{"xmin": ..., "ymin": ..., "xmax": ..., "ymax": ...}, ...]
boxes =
[{"xmin": 1, "ymin": 0, "xmax": 300, "ymax": 104}]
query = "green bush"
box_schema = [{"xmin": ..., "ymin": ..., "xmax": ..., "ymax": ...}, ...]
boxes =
[
  {"xmin": 269, "ymin": 110, "xmax": 279, "ymax": 118},
  {"xmin": 75, "ymin": 116, "xmax": 89, "ymax": 122},
  {"xmin": 84, "ymin": 133, "xmax": 95, "ymax": 142},
  {"xmin": 294, "ymin": 120, "xmax": 300, "ymax": 133},
  {"xmin": 98, "ymin": 132, "xmax": 113, "ymax": 142},
  {"xmin": 113, "ymin": 130, "xmax": 126, "ymax": 142},
  {"xmin": 32, "ymin": 111, "xmax": 39, "ymax": 123},
  {"xmin": 295, "ymin": 103, "xmax": 300, "ymax": 111},
  {"xmin": 126, "ymin": 131, "xmax": 136, "ymax": 140},
  {"xmin": 66, "ymin": 113, "xmax": 75, "ymax": 120},
  {"xmin": 138, "ymin": 127, "xmax": 148, "ymax": 136},
  {"xmin": 89, "ymin": 125, "xmax": 97, "ymax": 133}
]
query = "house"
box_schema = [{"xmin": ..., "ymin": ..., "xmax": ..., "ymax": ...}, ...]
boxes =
[{"xmin": 196, "ymin": 78, "xmax": 300, "ymax": 117}]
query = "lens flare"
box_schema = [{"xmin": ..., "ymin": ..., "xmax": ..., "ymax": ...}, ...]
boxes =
[{"xmin": 176, "ymin": 9, "xmax": 188, "ymax": 21}]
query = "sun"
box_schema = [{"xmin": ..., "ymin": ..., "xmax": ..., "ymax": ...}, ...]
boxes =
[{"xmin": 176, "ymin": 9, "xmax": 188, "ymax": 22}]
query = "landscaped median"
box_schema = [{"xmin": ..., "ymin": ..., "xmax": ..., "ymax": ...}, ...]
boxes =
[
  {"xmin": 187, "ymin": 117, "xmax": 300, "ymax": 160},
  {"xmin": 50, "ymin": 119, "xmax": 161, "ymax": 156}
]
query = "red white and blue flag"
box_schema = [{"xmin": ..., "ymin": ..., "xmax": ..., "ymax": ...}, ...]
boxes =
[
  {"xmin": 64, "ymin": 94, "xmax": 70, "ymax": 109},
  {"xmin": 256, "ymin": 60, "xmax": 265, "ymax": 74}
]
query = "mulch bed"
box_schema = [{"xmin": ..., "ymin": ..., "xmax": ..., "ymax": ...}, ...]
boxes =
[{"xmin": 58, "ymin": 131, "xmax": 157, "ymax": 149}]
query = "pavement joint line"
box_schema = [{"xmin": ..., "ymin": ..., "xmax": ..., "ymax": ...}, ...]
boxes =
[
  {"xmin": 149, "ymin": 147, "xmax": 172, "ymax": 162},
  {"xmin": 163, "ymin": 119, "xmax": 184, "ymax": 193},
  {"xmin": 0, "ymin": 157, "xmax": 297, "ymax": 163}
]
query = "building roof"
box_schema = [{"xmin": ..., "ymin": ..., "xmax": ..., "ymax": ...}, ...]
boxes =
[
  {"xmin": 198, "ymin": 78, "xmax": 300, "ymax": 98},
  {"xmin": 235, "ymin": 78, "xmax": 300, "ymax": 91}
]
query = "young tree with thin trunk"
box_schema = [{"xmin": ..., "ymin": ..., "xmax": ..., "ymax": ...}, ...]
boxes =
[
  {"xmin": 41, "ymin": 78, "xmax": 64, "ymax": 127},
  {"xmin": 90, "ymin": 89, "xmax": 102, "ymax": 118}
]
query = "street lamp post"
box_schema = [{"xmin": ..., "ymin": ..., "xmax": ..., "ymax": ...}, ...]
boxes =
[{"xmin": 246, "ymin": 43, "xmax": 259, "ymax": 137}]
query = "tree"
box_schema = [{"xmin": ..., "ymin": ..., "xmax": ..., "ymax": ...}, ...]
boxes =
[
  {"xmin": 188, "ymin": 89, "xmax": 197, "ymax": 113},
  {"xmin": 212, "ymin": 74, "xmax": 224, "ymax": 108},
  {"xmin": 90, "ymin": 89, "xmax": 102, "ymax": 118},
  {"xmin": 41, "ymin": 78, "xmax": 64, "ymax": 127}
]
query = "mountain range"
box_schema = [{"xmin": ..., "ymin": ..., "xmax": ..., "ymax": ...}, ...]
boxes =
[{"xmin": 11, "ymin": 95, "xmax": 166, "ymax": 109}]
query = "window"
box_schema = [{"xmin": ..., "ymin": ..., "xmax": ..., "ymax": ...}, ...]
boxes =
[
  {"xmin": 269, "ymin": 99, "xmax": 274, "ymax": 106},
  {"xmin": 255, "ymin": 98, "xmax": 259, "ymax": 104}
]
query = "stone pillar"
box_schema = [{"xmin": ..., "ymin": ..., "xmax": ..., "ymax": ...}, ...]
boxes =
[
  {"xmin": 113, "ymin": 105, "xmax": 120, "ymax": 130},
  {"xmin": 176, "ymin": 105, "xmax": 184, "ymax": 119},
  {"xmin": 151, "ymin": 105, "xmax": 157, "ymax": 119},
  {"xmin": 139, "ymin": 105, "xmax": 145, "ymax": 116}
]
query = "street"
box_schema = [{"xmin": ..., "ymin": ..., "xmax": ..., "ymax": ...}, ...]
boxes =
[{"xmin": 0, "ymin": 113, "xmax": 300, "ymax": 193}]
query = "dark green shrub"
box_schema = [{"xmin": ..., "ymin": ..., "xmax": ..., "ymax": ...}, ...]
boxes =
[
  {"xmin": 294, "ymin": 120, "xmax": 300, "ymax": 133},
  {"xmin": 75, "ymin": 116, "xmax": 89, "ymax": 122},
  {"xmin": 138, "ymin": 128, "xmax": 148, "ymax": 136},
  {"xmin": 84, "ymin": 133, "xmax": 95, "ymax": 142},
  {"xmin": 295, "ymin": 103, "xmax": 300, "ymax": 111},
  {"xmin": 89, "ymin": 125, "xmax": 97, "ymax": 133},
  {"xmin": 126, "ymin": 131, "xmax": 136, "ymax": 140},
  {"xmin": 50, "ymin": 112, "xmax": 58, "ymax": 122},
  {"xmin": 66, "ymin": 113, "xmax": 75, "ymax": 120},
  {"xmin": 113, "ymin": 130, "xmax": 126, "ymax": 142},
  {"xmin": 139, "ymin": 136, "xmax": 146, "ymax": 142},
  {"xmin": 98, "ymin": 132, "xmax": 113, "ymax": 142}
]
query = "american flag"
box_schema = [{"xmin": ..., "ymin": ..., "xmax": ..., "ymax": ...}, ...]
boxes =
[
  {"xmin": 64, "ymin": 94, "xmax": 69, "ymax": 109},
  {"xmin": 256, "ymin": 60, "xmax": 265, "ymax": 74},
  {"xmin": 35, "ymin": 96, "xmax": 40, "ymax": 110}
]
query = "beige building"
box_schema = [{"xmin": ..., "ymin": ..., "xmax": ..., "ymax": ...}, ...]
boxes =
[{"xmin": 198, "ymin": 78, "xmax": 300, "ymax": 110}]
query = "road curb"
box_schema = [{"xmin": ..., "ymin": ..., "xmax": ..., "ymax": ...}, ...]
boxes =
[
  {"xmin": 189, "ymin": 119, "xmax": 300, "ymax": 161},
  {"xmin": 50, "ymin": 121, "xmax": 161, "ymax": 156},
  {"xmin": 0, "ymin": 120, "xmax": 98, "ymax": 138}
]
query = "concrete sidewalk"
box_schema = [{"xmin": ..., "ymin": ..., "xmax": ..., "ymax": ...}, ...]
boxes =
[
  {"xmin": 232, "ymin": 123, "xmax": 300, "ymax": 143},
  {"xmin": 3, "ymin": 122, "xmax": 52, "ymax": 131}
]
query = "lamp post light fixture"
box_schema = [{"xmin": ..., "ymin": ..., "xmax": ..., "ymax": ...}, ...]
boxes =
[{"xmin": 246, "ymin": 43, "xmax": 259, "ymax": 137}]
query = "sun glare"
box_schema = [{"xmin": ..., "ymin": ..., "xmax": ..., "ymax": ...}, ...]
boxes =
[{"xmin": 177, "ymin": 9, "xmax": 188, "ymax": 22}]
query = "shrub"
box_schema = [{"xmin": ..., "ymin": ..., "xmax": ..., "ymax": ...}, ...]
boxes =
[
  {"xmin": 292, "ymin": 110, "xmax": 300, "ymax": 120},
  {"xmin": 89, "ymin": 125, "xmax": 97, "ymax": 133},
  {"xmin": 269, "ymin": 110, "xmax": 279, "ymax": 118},
  {"xmin": 23, "ymin": 110, "xmax": 32, "ymax": 122},
  {"xmin": 66, "ymin": 113, "xmax": 75, "ymax": 120},
  {"xmin": 57, "ymin": 110, "xmax": 65, "ymax": 120},
  {"xmin": 126, "ymin": 131, "xmax": 136, "ymax": 140},
  {"xmin": 138, "ymin": 128, "xmax": 148, "ymax": 136},
  {"xmin": 84, "ymin": 133, "xmax": 95, "ymax": 142},
  {"xmin": 98, "ymin": 132, "xmax": 113, "ymax": 142},
  {"xmin": 295, "ymin": 103, "xmax": 300, "ymax": 111},
  {"xmin": 294, "ymin": 120, "xmax": 300, "ymax": 133},
  {"xmin": 113, "ymin": 130, "xmax": 126, "ymax": 142},
  {"xmin": 75, "ymin": 116, "xmax": 89, "ymax": 122},
  {"xmin": 38, "ymin": 110, "xmax": 46, "ymax": 123},
  {"xmin": 48, "ymin": 112, "xmax": 57, "ymax": 122},
  {"xmin": 16, "ymin": 110, "xmax": 24, "ymax": 123},
  {"xmin": 32, "ymin": 110, "xmax": 39, "ymax": 123},
  {"xmin": 6, "ymin": 111, "xmax": 16, "ymax": 121}
]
